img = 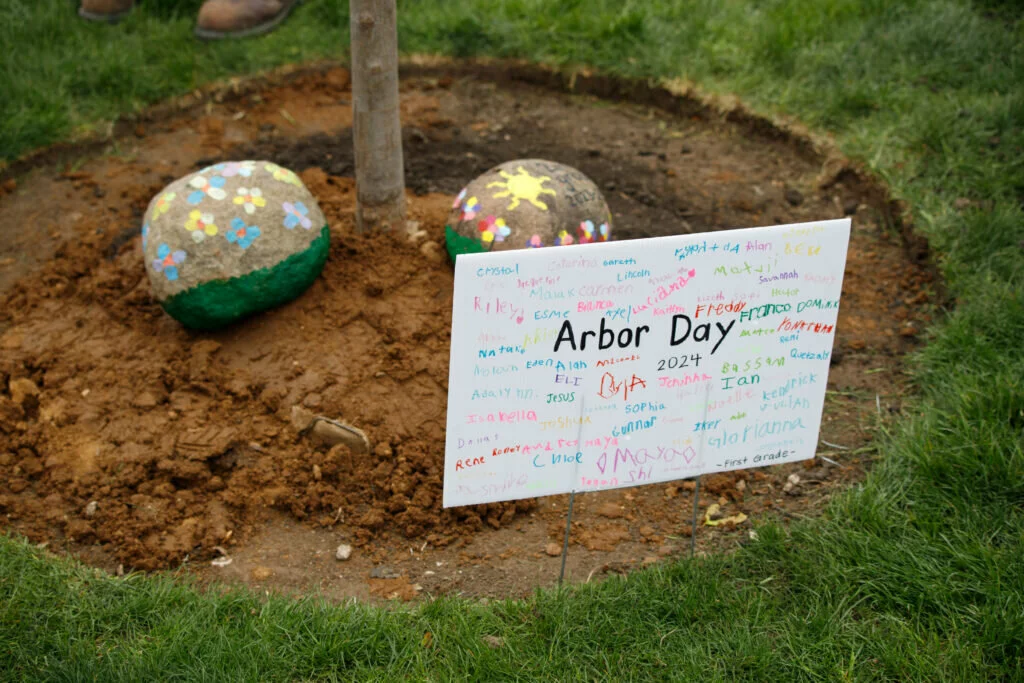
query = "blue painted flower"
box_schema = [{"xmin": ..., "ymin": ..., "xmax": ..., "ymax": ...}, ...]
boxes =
[
  {"xmin": 141, "ymin": 223, "xmax": 149, "ymax": 250},
  {"xmin": 186, "ymin": 174, "xmax": 227, "ymax": 205},
  {"xmin": 282, "ymin": 201, "xmax": 312, "ymax": 230},
  {"xmin": 152, "ymin": 244, "xmax": 186, "ymax": 281},
  {"xmin": 226, "ymin": 217, "xmax": 261, "ymax": 249}
]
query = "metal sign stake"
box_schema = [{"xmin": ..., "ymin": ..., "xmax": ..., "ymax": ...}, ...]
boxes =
[
  {"xmin": 690, "ymin": 476, "xmax": 701, "ymax": 558},
  {"xmin": 558, "ymin": 491, "xmax": 576, "ymax": 588}
]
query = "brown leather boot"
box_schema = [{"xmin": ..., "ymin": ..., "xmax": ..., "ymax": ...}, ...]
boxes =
[
  {"xmin": 79, "ymin": 0, "xmax": 134, "ymax": 23},
  {"xmin": 195, "ymin": 0, "xmax": 300, "ymax": 40}
]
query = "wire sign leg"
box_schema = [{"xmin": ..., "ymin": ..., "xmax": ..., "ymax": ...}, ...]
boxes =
[
  {"xmin": 558, "ymin": 491, "xmax": 576, "ymax": 588},
  {"xmin": 689, "ymin": 476, "xmax": 701, "ymax": 559}
]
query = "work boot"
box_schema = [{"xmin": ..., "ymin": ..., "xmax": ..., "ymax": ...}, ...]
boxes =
[
  {"xmin": 79, "ymin": 0, "xmax": 134, "ymax": 23},
  {"xmin": 195, "ymin": 0, "xmax": 300, "ymax": 40}
]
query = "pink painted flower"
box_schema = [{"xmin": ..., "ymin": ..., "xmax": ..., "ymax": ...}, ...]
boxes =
[
  {"xmin": 578, "ymin": 219, "xmax": 596, "ymax": 243},
  {"xmin": 477, "ymin": 215, "xmax": 510, "ymax": 244},
  {"xmin": 461, "ymin": 196, "xmax": 481, "ymax": 221},
  {"xmin": 453, "ymin": 187, "xmax": 467, "ymax": 210},
  {"xmin": 555, "ymin": 230, "xmax": 574, "ymax": 246},
  {"xmin": 526, "ymin": 234, "xmax": 544, "ymax": 248}
]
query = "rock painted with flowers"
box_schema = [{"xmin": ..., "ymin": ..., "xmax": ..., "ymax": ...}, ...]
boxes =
[
  {"xmin": 445, "ymin": 159, "xmax": 612, "ymax": 262},
  {"xmin": 142, "ymin": 160, "xmax": 329, "ymax": 330}
]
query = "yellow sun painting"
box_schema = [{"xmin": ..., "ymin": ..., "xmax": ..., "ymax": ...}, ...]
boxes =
[{"xmin": 486, "ymin": 167, "xmax": 557, "ymax": 211}]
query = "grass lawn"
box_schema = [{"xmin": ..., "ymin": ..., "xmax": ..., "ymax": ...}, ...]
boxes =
[{"xmin": 2, "ymin": 0, "xmax": 1023, "ymax": 679}]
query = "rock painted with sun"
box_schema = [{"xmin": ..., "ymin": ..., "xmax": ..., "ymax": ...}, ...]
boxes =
[
  {"xmin": 445, "ymin": 159, "xmax": 612, "ymax": 261},
  {"xmin": 142, "ymin": 160, "xmax": 329, "ymax": 330}
]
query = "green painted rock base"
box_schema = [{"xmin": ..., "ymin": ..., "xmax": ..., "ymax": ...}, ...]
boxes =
[
  {"xmin": 445, "ymin": 225, "xmax": 487, "ymax": 264},
  {"xmin": 161, "ymin": 225, "xmax": 330, "ymax": 330}
]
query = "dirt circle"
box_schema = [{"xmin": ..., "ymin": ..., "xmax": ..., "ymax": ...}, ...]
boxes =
[{"xmin": 0, "ymin": 63, "xmax": 936, "ymax": 600}]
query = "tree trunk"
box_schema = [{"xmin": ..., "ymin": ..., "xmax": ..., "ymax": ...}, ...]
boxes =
[{"xmin": 350, "ymin": 0, "xmax": 405, "ymax": 232}]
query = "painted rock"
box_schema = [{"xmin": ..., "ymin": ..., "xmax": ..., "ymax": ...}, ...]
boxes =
[
  {"xmin": 142, "ymin": 160, "xmax": 329, "ymax": 330},
  {"xmin": 445, "ymin": 159, "xmax": 612, "ymax": 261}
]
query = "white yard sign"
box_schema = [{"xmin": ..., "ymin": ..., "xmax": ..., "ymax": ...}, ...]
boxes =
[{"xmin": 443, "ymin": 219, "xmax": 850, "ymax": 508}]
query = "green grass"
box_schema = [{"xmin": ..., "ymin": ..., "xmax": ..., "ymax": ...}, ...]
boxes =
[{"xmin": 2, "ymin": 0, "xmax": 1024, "ymax": 680}]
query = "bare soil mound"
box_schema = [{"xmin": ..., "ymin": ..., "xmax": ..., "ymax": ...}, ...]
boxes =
[{"xmin": 0, "ymin": 64, "xmax": 935, "ymax": 598}]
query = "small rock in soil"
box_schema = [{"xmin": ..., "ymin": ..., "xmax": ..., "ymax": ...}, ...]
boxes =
[
  {"xmin": 131, "ymin": 392, "xmax": 158, "ymax": 408},
  {"xmin": 335, "ymin": 544, "xmax": 352, "ymax": 561},
  {"xmin": 899, "ymin": 322, "xmax": 917, "ymax": 337},
  {"xmin": 8, "ymin": 378, "xmax": 39, "ymax": 405},
  {"xmin": 702, "ymin": 473, "xmax": 736, "ymax": 496},
  {"xmin": 802, "ymin": 468, "xmax": 829, "ymax": 482},
  {"xmin": 370, "ymin": 565, "xmax": 400, "ymax": 579},
  {"xmin": 642, "ymin": 556, "xmax": 659, "ymax": 566},
  {"xmin": 544, "ymin": 542, "xmax": 561, "ymax": 557},
  {"xmin": 290, "ymin": 405, "xmax": 315, "ymax": 431},
  {"xmin": 784, "ymin": 187, "xmax": 804, "ymax": 206},
  {"xmin": 251, "ymin": 566, "xmax": 273, "ymax": 581},
  {"xmin": 310, "ymin": 419, "xmax": 370, "ymax": 454},
  {"xmin": 211, "ymin": 556, "xmax": 232, "ymax": 567},
  {"xmin": 596, "ymin": 502, "xmax": 624, "ymax": 519},
  {"xmin": 420, "ymin": 241, "xmax": 443, "ymax": 263},
  {"xmin": 84, "ymin": 501, "xmax": 98, "ymax": 518},
  {"xmin": 482, "ymin": 635, "xmax": 504, "ymax": 649}
]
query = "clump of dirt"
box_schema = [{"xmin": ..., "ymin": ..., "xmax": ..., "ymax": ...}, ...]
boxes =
[{"xmin": 0, "ymin": 64, "xmax": 936, "ymax": 588}]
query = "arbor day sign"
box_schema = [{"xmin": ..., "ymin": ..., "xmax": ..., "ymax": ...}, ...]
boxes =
[{"xmin": 443, "ymin": 219, "xmax": 850, "ymax": 508}]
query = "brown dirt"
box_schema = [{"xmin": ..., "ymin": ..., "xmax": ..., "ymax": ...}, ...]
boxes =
[{"xmin": 0, "ymin": 64, "xmax": 936, "ymax": 601}]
